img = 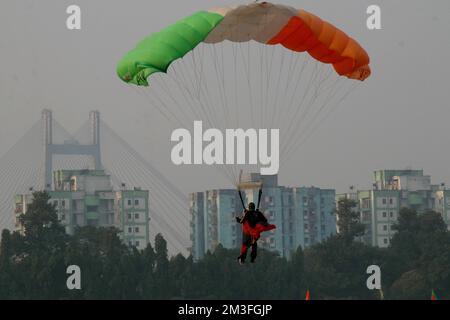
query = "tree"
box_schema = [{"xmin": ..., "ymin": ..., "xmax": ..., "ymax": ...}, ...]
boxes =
[
  {"xmin": 384, "ymin": 208, "xmax": 450, "ymax": 299},
  {"xmin": 304, "ymin": 236, "xmax": 382, "ymax": 299},
  {"xmin": 19, "ymin": 191, "xmax": 65, "ymax": 243},
  {"xmin": 154, "ymin": 233, "xmax": 169, "ymax": 299},
  {"xmin": 8, "ymin": 191, "xmax": 68, "ymax": 299},
  {"xmin": 335, "ymin": 198, "xmax": 365, "ymax": 242}
]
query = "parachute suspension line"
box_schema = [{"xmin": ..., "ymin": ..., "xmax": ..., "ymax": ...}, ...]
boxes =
[
  {"xmin": 166, "ymin": 58, "xmax": 205, "ymax": 123},
  {"xmin": 295, "ymin": 65, "xmax": 340, "ymax": 135},
  {"xmin": 238, "ymin": 190, "xmax": 246, "ymax": 210},
  {"xmin": 232, "ymin": 42, "xmax": 239, "ymax": 128},
  {"xmin": 207, "ymin": 44, "xmax": 227, "ymax": 127},
  {"xmin": 207, "ymin": 43, "xmax": 240, "ymax": 185},
  {"xmin": 214, "ymin": 44, "xmax": 231, "ymax": 129},
  {"xmin": 147, "ymin": 82, "xmax": 191, "ymax": 128},
  {"xmin": 269, "ymin": 46, "xmax": 287, "ymax": 130},
  {"xmin": 239, "ymin": 41, "xmax": 255, "ymax": 131},
  {"xmin": 158, "ymin": 59, "xmax": 204, "ymax": 126},
  {"xmin": 155, "ymin": 74, "xmax": 196, "ymax": 127},
  {"xmin": 173, "ymin": 49, "xmax": 217, "ymax": 131},
  {"xmin": 126, "ymin": 64, "xmax": 175, "ymax": 123},
  {"xmin": 176, "ymin": 62, "xmax": 237, "ymax": 185},
  {"xmin": 247, "ymin": 41, "xmax": 255, "ymax": 130},
  {"xmin": 165, "ymin": 65, "xmax": 218, "ymax": 129},
  {"xmin": 190, "ymin": 43, "xmax": 203, "ymax": 99},
  {"xmin": 292, "ymin": 76, "xmax": 342, "ymax": 147},
  {"xmin": 263, "ymin": 45, "xmax": 276, "ymax": 129},
  {"xmin": 285, "ymin": 54, "xmax": 310, "ymax": 116},
  {"xmin": 192, "ymin": 45, "xmax": 221, "ymax": 132},
  {"xmin": 279, "ymin": 54, "xmax": 311, "ymax": 133},
  {"xmin": 171, "ymin": 46, "xmax": 238, "ymax": 186},
  {"xmin": 258, "ymin": 43, "xmax": 265, "ymax": 126},
  {"xmin": 220, "ymin": 43, "xmax": 243, "ymax": 185},
  {"xmin": 297, "ymin": 81, "xmax": 360, "ymax": 150},
  {"xmin": 257, "ymin": 188, "xmax": 263, "ymax": 210},
  {"xmin": 260, "ymin": 11, "xmax": 271, "ymax": 129},
  {"xmin": 280, "ymin": 59, "xmax": 321, "ymax": 152},
  {"xmin": 283, "ymin": 79, "xmax": 358, "ymax": 162},
  {"xmin": 196, "ymin": 44, "xmax": 206, "ymax": 98},
  {"xmin": 270, "ymin": 51, "xmax": 297, "ymax": 129},
  {"xmin": 218, "ymin": 43, "xmax": 231, "ymax": 127},
  {"xmin": 164, "ymin": 73, "xmax": 205, "ymax": 124},
  {"xmin": 213, "ymin": 43, "xmax": 232, "ymax": 129},
  {"xmin": 280, "ymin": 71, "xmax": 328, "ymax": 156},
  {"xmin": 129, "ymin": 86, "xmax": 172, "ymax": 123},
  {"xmin": 187, "ymin": 45, "xmax": 224, "ymax": 133},
  {"xmin": 287, "ymin": 62, "xmax": 330, "ymax": 133}
]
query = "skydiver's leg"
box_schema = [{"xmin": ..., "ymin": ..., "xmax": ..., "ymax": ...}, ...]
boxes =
[
  {"xmin": 250, "ymin": 242, "xmax": 258, "ymax": 263},
  {"xmin": 238, "ymin": 233, "xmax": 252, "ymax": 263},
  {"xmin": 240, "ymin": 244, "xmax": 249, "ymax": 259}
]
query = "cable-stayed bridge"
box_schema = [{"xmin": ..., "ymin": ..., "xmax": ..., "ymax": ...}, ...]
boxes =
[{"xmin": 0, "ymin": 110, "xmax": 189, "ymax": 256}]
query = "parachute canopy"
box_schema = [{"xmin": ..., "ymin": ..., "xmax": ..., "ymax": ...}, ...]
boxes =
[{"xmin": 117, "ymin": 2, "xmax": 371, "ymax": 86}]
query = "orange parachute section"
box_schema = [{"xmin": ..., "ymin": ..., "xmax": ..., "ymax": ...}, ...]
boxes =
[{"xmin": 267, "ymin": 10, "xmax": 371, "ymax": 81}]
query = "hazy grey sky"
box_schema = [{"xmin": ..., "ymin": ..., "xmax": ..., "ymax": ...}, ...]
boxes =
[{"xmin": 1, "ymin": 0, "xmax": 449, "ymax": 195}]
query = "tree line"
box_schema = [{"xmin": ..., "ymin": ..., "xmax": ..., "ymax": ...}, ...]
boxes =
[{"xmin": 0, "ymin": 192, "xmax": 449, "ymax": 300}]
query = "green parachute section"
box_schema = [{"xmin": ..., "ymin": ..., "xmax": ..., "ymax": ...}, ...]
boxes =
[{"xmin": 117, "ymin": 11, "xmax": 224, "ymax": 86}]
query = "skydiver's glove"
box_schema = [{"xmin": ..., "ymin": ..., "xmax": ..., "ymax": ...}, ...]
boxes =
[{"xmin": 236, "ymin": 217, "xmax": 242, "ymax": 223}]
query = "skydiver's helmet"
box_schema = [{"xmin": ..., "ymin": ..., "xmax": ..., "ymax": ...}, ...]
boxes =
[{"xmin": 248, "ymin": 202, "xmax": 256, "ymax": 211}]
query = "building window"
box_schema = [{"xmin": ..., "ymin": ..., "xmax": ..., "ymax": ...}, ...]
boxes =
[
  {"xmin": 62, "ymin": 200, "xmax": 66, "ymax": 207},
  {"xmin": 383, "ymin": 238, "xmax": 388, "ymax": 245},
  {"xmin": 135, "ymin": 213, "xmax": 139, "ymax": 219},
  {"xmin": 383, "ymin": 225, "xmax": 387, "ymax": 231},
  {"xmin": 288, "ymin": 195, "xmax": 293, "ymax": 204},
  {"xmin": 127, "ymin": 199, "xmax": 132, "ymax": 206},
  {"xmin": 128, "ymin": 213, "xmax": 132, "ymax": 220},
  {"xmin": 389, "ymin": 212, "xmax": 394, "ymax": 218},
  {"xmin": 304, "ymin": 223, "xmax": 308, "ymax": 230},
  {"xmin": 135, "ymin": 199, "xmax": 139, "ymax": 206},
  {"xmin": 61, "ymin": 214, "xmax": 66, "ymax": 221},
  {"xmin": 128, "ymin": 241, "xmax": 132, "ymax": 246},
  {"xmin": 389, "ymin": 198, "xmax": 393, "ymax": 205},
  {"xmin": 135, "ymin": 241, "xmax": 140, "ymax": 247},
  {"xmin": 382, "ymin": 212, "xmax": 387, "ymax": 218},
  {"xmin": 382, "ymin": 198, "xmax": 387, "ymax": 205},
  {"xmin": 128, "ymin": 227, "xmax": 132, "ymax": 233},
  {"xmin": 135, "ymin": 227, "xmax": 139, "ymax": 233}
]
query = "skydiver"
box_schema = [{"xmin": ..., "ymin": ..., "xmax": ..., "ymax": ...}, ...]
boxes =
[{"xmin": 235, "ymin": 202, "xmax": 275, "ymax": 264}]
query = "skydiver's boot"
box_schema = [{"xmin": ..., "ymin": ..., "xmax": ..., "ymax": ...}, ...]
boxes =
[{"xmin": 238, "ymin": 245, "xmax": 248, "ymax": 265}]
